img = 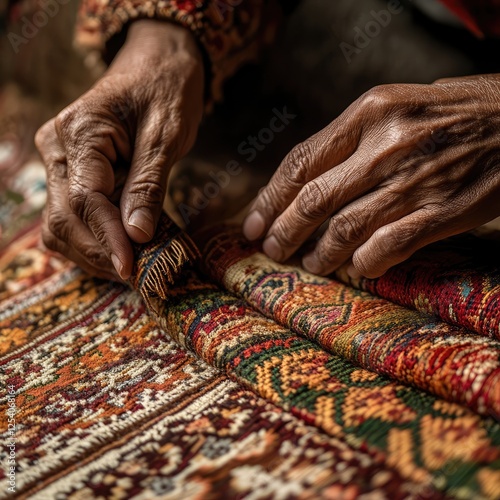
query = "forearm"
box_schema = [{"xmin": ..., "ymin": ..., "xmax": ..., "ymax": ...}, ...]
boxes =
[
  {"xmin": 108, "ymin": 19, "xmax": 203, "ymax": 78},
  {"xmin": 75, "ymin": 0, "xmax": 281, "ymax": 106}
]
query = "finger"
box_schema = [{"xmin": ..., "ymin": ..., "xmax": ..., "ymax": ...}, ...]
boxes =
[
  {"xmin": 45, "ymin": 185, "xmax": 120, "ymax": 277},
  {"xmin": 301, "ymin": 188, "xmax": 418, "ymax": 276},
  {"xmin": 41, "ymin": 221, "xmax": 121, "ymax": 282},
  {"xmin": 261, "ymin": 147, "xmax": 391, "ymax": 263},
  {"xmin": 351, "ymin": 162, "xmax": 500, "ymax": 279},
  {"xmin": 351, "ymin": 207, "xmax": 450, "ymax": 278},
  {"xmin": 55, "ymin": 105, "xmax": 118, "ymax": 195},
  {"xmin": 36, "ymin": 121, "xmax": 123, "ymax": 279},
  {"xmin": 42, "ymin": 221, "xmax": 123, "ymax": 282},
  {"xmin": 70, "ymin": 191, "xmax": 134, "ymax": 280},
  {"xmin": 55, "ymin": 107, "xmax": 133, "ymax": 279},
  {"xmin": 242, "ymin": 113, "xmax": 361, "ymax": 241},
  {"xmin": 120, "ymin": 113, "xmax": 173, "ymax": 243},
  {"xmin": 43, "ymin": 207, "xmax": 119, "ymax": 277}
]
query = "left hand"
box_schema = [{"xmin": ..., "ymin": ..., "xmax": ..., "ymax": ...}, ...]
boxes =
[{"xmin": 243, "ymin": 76, "xmax": 500, "ymax": 278}]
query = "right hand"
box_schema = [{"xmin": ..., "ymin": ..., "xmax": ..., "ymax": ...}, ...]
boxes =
[{"xmin": 35, "ymin": 20, "xmax": 204, "ymax": 281}]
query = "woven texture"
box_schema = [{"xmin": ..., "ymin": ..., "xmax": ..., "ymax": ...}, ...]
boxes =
[
  {"xmin": 338, "ymin": 235, "xmax": 500, "ymax": 340},
  {"xmin": 197, "ymin": 230, "xmax": 500, "ymax": 419},
  {"xmin": 151, "ymin": 268, "xmax": 500, "ymax": 499},
  {"xmin": 134, "ymin": 226, "xmax": 500, "ymax": 498},
  {"xmin": 2, "ymin": 168, "xmax": 500, "ymax": 498},
  {"xmin": 1, "ymin": 225, "xmax": 422, "ymax": 499}
]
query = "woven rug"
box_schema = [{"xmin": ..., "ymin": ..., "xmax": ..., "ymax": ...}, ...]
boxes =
[
  {"xmin": 339, "ymin": 235, "xmax": 500, "ymax": 341},
  {"xmin": 1, "ymin": 160, "xmax": 500, "ymax": 499}
]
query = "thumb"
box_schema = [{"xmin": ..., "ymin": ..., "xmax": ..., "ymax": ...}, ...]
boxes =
[{"xmin": 121, "ymin": 118, "xmax": 174, "ymax": 243}]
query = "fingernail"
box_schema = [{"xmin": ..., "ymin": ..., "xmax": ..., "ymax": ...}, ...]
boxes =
[
  {"xmin": 111, "ymin": 254, "xmax": 126, "ymax": 280},
  {"xmin": 128, "ymin": 208, "xmax": 154, "ymax": 239},
  {"xmin": 347, "ymin": 264, "xmax": 362, "ymax": 280},
  {"xmin": 243, "ymin": 211, "xmax": 266, "ymax": 241},
  {"xmin": 303, "ymin": 254, "xmax": 323, "ymax": 275},
  {"xmin": 263, "ymin": 235, "xmax": 283, "ymax": 262}
]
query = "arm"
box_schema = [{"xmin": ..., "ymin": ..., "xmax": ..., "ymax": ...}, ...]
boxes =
[
  {"xmin": 36, "ymin": 0, "xmax": 281, "ymax": 281},
  {"xmin": 75, "ymin": 0, "xmax": 281, "ymax": 105}
]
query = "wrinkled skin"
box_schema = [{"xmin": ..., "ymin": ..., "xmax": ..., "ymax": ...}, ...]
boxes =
[
  {"xmin": 35, "ymin": 20, "xmax": 204, "ymax": 280},
  {"xmin": 36, "ymin": 17, "xmax": 500, "ymax": 281},
  {"xmin": 243, "ymin": 76, "xmax": 500, "ymax": 278}
]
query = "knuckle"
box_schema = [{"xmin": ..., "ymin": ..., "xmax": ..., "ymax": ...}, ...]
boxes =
[
  {"xmin": 136, "ymin": 140, "xmax": 170, "ymax": 165},
  {"xmin": 375, "ymin": 224, "xmax": 412, "ymax": 258},
  {"xmin": 128, "ymin": 177, "xmax": 166, "ymax": 209},
  {"xmin": 374, "ymin": 225, "xmax": 398, "ymax": 253},
  {"xmin": 47, "ymin": 211, "xmax": 69, "ymax": 240},
  {"xmin": 164, "ymin": 121, "xmax": 182, "ymax": 143},
  {"xmin": 283, "ymin": 141, "xmax": 316, "ymax": 186},
  {"xmin": 55, "ymin": 105, "xmax": 78, "ymax": 135},
  {"xmin": 56, "ymin": 103, "xmax": 97, "ymax": 145},
  {"xmin": 330, "ymin": 212, "xmax": 364, "ymax": 246},
  {"xmin": 359, "ymin": 85, "xmax": 396, "ymax": 111},
  {"xmin": 68, "ymin": 187, "xmax": 104, "ymax": 235},
  {"xmin": 296, "ymin": 178, "xmax": 331, "ymax": 220},
  {"xmin": 68, "ymin": 185, "xmax": 89, "ymax": 219},
  {"xmin": 90, "ymin": 225, "xmax": 108, "ymax": 249},
  {"xmin": 41, "ymin": 226, "xmax": 59, "ymax": 252},
  {"xmin": 34, "ymin": 120, "xmax": 56, "ymax": 151},
  {"xmin": 352, "ymin": 254, "xmax": 371, "ymax": 277}
]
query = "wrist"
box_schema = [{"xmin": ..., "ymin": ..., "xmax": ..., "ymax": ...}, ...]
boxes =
[{"xmin": 109, "ymin": 19, "xmax": 203, "ymax": 76}]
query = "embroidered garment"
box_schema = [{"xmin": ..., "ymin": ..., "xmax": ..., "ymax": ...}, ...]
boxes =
[
  {"xmin": 3, "ymin": 0, "xmax": 500, "ymax": 108},
  {"xmin": 73, "ymin": 0, "xmax": 500, "ymax": 108},
  {"xmin": 75, "ymin": 0, "xmax": 281, "ymax": 105}
]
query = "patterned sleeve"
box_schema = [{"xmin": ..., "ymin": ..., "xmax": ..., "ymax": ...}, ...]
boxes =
[{"xmin": 75, "ymin": 0, "xmax": 281, "ymax": 105}]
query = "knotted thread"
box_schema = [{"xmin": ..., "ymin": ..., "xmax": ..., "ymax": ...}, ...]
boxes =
[{"xmin": 130, "ymin": 213, "xmax": 200, "ymax": 311}]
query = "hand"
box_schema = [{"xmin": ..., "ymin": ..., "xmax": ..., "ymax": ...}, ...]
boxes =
[
  {"xmin": 243, "ymin": 76, "xmax": 500, "ymax": 278},
  {"xmin": 35, "ymin": 20, "xmax": 204, "ymax": 280}
]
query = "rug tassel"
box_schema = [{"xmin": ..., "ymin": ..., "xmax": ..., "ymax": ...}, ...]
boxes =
[{"xmin": 131, "ymin": 216, "xmax": 201, "ymax": 309}]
